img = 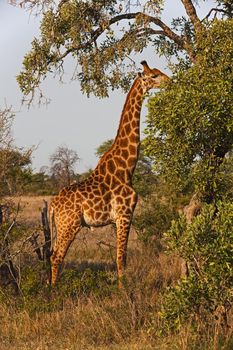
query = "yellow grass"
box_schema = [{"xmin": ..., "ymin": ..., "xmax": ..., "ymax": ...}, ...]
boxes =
[
  {"xmin": 7, "ymin": 195, "xmax": 52, "ymax": 223},
  {"xmin": 1, "ymin": 196, "xmax": 232, "ymax": 350},
  {"xmin": 0, "ymin": 248, "xmax": 183, "ymax": 350}
]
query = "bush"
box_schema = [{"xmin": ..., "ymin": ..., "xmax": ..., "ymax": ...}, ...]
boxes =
[
  {"xmin": 161, "ymin": 201, "xmax": 233, "ymax": 330},
  {"xmin": 16, "ymin": 263, "xmax": 117, "ymax": 314},
  {"xmin": 133, "ymin": 195, "xmax": 178, "ymax": 245}
]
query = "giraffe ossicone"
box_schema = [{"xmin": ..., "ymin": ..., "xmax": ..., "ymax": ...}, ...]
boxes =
[{"xmin": 49, "ymin": 61, "xmax": 169, "ymax": 286}]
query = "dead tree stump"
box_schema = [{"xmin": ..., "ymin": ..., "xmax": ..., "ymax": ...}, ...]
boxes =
[{"xmin": 41, "ymin": 200, "xmax": 52, "ymax": 263}]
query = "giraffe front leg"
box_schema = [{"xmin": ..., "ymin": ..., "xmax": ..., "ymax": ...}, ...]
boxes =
[
  {"xmin": 116, "ymin": 217, "xmax": 131, "ymax": 288},
  {"xmin": 50, "ymin": 226, "xmax": 81, "ymax": 286},
  {"xmin": 50, "ymin": 247, "xmax": 63, "ymax": 286}
]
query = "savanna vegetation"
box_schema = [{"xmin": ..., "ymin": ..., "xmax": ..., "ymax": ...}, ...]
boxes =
[{"xmin": 1, "ymin": 0, "xmax": 233, "ymax": 349}]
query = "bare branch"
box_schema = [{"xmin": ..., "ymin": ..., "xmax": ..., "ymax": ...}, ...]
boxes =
[
  {"xmin": 10, "ymin": 232, "xmax": 51, "ymax": 259},
  {"xmin": 28, "ymin": 232, "xmax": 43, "ymax": 260},
  {"xmin": 141, "ymin": 13, "xmax": 184, "ymax": 47},
  {"xmin": 2, "ymin": 202, "xmax": 20, "ymax": 246},
  {"xmin": 10, "ymin": 0, "xmax": 55, "ymax": 13},
  {"xmin": 201, "ymin": 7, "xmax": 229, "ymax": 22}
]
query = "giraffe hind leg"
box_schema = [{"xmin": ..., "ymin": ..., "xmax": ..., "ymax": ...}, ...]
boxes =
[{"xmin": 116, "ymin": 216, "xmax": 131, "ymax": 288}]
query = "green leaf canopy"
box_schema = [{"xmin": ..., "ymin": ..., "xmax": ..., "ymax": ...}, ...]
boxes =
[{"xmin": 144, "ymin": 20, "xmax": 233, "ymax": 200}]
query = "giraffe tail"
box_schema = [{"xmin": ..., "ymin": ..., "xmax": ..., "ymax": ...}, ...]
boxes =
[{"xmin": 48, "ymin": 203, "xmax": 56, "ymax": 255}]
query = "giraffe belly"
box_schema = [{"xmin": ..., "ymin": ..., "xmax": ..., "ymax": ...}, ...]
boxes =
[{"xmin": 82, "ymin": 211, "xmax": 112, "ymax": 227}]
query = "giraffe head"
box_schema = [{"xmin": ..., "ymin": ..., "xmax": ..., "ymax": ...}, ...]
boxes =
[{"xmin": 138, "ymin": 60, "xmax": 169, "ymax": 93}]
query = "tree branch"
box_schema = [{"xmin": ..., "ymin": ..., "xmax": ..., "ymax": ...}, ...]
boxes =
[
  {"xmin": 141, "ymin": 13, "xmax": 184, "ymax": 47},
  {"xmin": 90, "ymin": 11, "xmax": 184, "ymax": 50},
  {"xmin": 201, "ymin": 8, "xmax": 229, "ymax": 22},
  {"xmin": 181, "ymin": 0, "xmax": 204, "ymax": 33},
  {"xmin": 53, "ymin": 11, "xmax": 184, "ymax": 64},
  {"xmin": 137, "ymin": 28, "xmax": 166, "ymax": 37},
  {"xmin": 107, "ymin": 12, "xmax": 184, "ymax": 46}
]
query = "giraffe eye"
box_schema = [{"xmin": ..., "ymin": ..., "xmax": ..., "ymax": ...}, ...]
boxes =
[{"xmin": 152, "ymin": 74, "xmax": 159, "ymax": 78}]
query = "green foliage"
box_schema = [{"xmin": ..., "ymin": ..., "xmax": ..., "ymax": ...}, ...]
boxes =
[
  {"xmin": 23, "ymin": 171, "xmax": 55, "ymax": 195},
  {"xmin": 133, "ymin": 195, "xmax": 177, "ymax": 244},
  {"xmin": 0, "ymin": 148, "xmax": 33, "ymax": 196},
  {"xmin": 57, "ymin": 268, "xmax": 117, "ymax": 298},
  {"xmin": 17, "ymin": 0, "xmax": 140, "ymax": 101},
  {"xmin": 220, "ymin": 151, "xmax": 233, "ymax": 201},
  {"xmin": 19, "ymin": 264, "xmax": 53, "ymax": 313},
  {"xmin": 18, "ymin": 1, "xmax": 233, "ymax": 102},
  {"xmin": 0, "ymin": 107, "xmax": 33, "ymax": 196},
  {"xmin": 132, "ymin": 144, "xmax": 157, "ymax": 197},
  {"xmin": 161, "ymin": 201, "xmax": 233, "ymax": 330},
  {"xmin": 144, "ymin": 20, "xmax": 233, "ymax": 201},
  {"xmin": 9, "ymin": 261, "xmax": 117, "ymax": 314},
  {"xmin": 132, "ymin": 159, "xmax": 190, "ymax": 244},
  {"xmin": 95, "ymin": 138, "xmax": 114, "ymax": 158}
]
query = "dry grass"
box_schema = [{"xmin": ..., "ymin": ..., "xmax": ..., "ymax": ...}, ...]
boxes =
[
  {"xmin": 1, "ymin": 250, "xmax": 230, "ymax": 350},
  {"xmin": 0, "ymin": 247, "xmax": 183, "ymax": 350},
  {"xmin": 1, "ymin": 196, "xmax": 232, "ymax": 350},
  {"xmin": 7, "ymin": 195, "xmax": 52, "ymax": 224}
]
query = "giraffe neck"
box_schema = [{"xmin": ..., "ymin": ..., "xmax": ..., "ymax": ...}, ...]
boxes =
[
  {"xmin": 114, "ymin": 78, "xmax": 143, "ymax": 157},
  {"xmin": 94, "ymin": 77, "xmax": 144, "ymax": 184},
  {"xmin": 112, "ymin": 78, "xmax": 144, "ymax": 176}
]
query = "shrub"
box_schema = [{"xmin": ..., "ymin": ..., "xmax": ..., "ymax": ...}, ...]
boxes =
[
  {"xmin": 161, "ymin": 201, "xmax": 233, "ymax": 330},
  {"xmin": 133, "ymin": 195, "xmax": 177, "ymax": 245}
]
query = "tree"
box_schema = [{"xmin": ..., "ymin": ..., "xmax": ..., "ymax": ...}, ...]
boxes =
[
  {"xmin": 0, "ymin": 148, "xmax": 32, "ymax": 196},
  {"xmin": 0, "ymin": 107, "xmax": 33, "ymax": 196},
  {"xmin": 144, "ymin": 19, "xmax": 233, "ymax": 203},
  {"xmin": 95, "ymin": 139, "xmax": 114, "ymax": 158},
  {"xmin": 49, "ymin": 145, "xmax": 80, "ymax": 189},
  {"xmin": 0, "ymin": 106, "xmax": 14, "ymax": 148},
  {"xmin": 23, "ymin": 170, "xmax": 55, "ymax": 195},
  {"xmin": 0, "ymin": 108, "xmax": 34, "ymax": 292},
  {"xmin": 15, "ymin": 0, "xmax": 232, "ymax": 103}
]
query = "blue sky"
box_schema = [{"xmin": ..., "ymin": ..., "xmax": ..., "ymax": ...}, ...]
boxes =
[{"xmin": 0, "ymin": 1, "xmax": 215, "ymax": 173}]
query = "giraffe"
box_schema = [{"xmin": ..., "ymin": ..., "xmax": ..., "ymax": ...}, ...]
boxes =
[{"xmin": 49, "ymin": 61, "xmax": 169, "ymax": 286}]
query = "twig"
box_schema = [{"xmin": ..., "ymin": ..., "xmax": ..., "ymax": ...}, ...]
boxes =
[
  {"xmin": 202, "ymin": 7, "xmax": 229, "ymax": 22},
  {"xmin": 96, "ymin": 240, "xmax": 116, "ymax": 250},
  {"xmin": 9, "ymin": 232, "xmax": 51, "ymax": 259},
  {"xmin": 96, "ymin": 240, "xmax": 115, "ymax": 263},
  {"xmin": 3, "ymin": 220, "xmax": 16, "ymax": 245},
  {"xmin": 28, "ymin": 232, "xmax": 43, "ymax": 261}
]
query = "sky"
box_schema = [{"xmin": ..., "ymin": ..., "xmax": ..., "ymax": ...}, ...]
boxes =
[{"xmin": 0, "ymin": 0, "xmax": 215, "ymax": 174}]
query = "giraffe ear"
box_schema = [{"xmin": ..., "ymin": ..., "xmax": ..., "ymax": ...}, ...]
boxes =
[{"xmin": 141, "ymin": 60, "xmax": 151, "ymax": 73}]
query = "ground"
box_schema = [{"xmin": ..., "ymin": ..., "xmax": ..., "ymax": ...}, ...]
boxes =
[{"xmin": 1, "ymin": 196, "xmax": 231, "ymax": 350}]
